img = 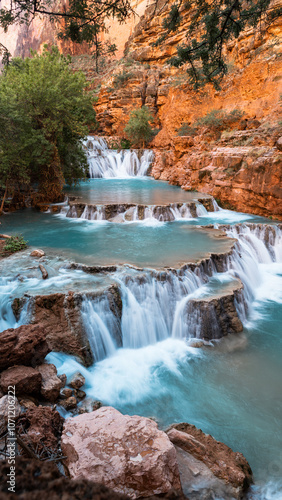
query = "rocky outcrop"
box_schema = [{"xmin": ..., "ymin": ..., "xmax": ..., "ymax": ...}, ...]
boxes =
[
  {"xmin": 61, "ymin": 406, "xmax": 182, "ymax": 499},
  {"xmin": 0, "ymin": 324, "xmax": 50, "ymax": 371},
  {"xmin": 152, "ymin": 144, "xmax": 282, "ymax": 218},
  {"xmin": 167, "ymin": 423, "xmax": 253, "ymax": 498},
  {"xmin": 0, "ymin": 366, "xmax": 42, "ymax": 396},
  {"xmin": 187, "ymin": 282, "xmax": 244, "ymax": 340},
  {"xmin": 12, "ymin": 286, "xmax": 123, "ymax": 366}
]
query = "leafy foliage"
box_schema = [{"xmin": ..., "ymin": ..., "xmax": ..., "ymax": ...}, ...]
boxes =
[
  {"xmin": 4, "ymin": 235, "xmax": 28, "ymax": 253},
  {"xmin": 177, "ymin": 109, "xmax": 244, "ymax": 136},
  {"xmin": 0, "ymin": 0, "xmax": 131, "ymax": 66},
  {"xmin": 113, "ymin": 70, "xmax": 133, "ymax": 89},
  {"xmin": 124, "ymin": 107, "xmax": 154, "ymax": 147},
  {"xmin": 194, "ymin": 109, "xmax": 244, "ymax": 130},
  {"xmin": 154, "ymin": 0, "xmax": 281, "ymax": 88},
  {"xmin": 177, "ymin": 123, "xmax": 197, "ymax": 136},
  {"xmin": 0, "ymin": 46, "xmax": 97, "ymax": 207}
]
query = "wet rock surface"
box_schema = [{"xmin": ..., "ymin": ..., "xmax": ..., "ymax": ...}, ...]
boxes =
[
  {"xmin": 61, "ymin": 406, "xmax": 182, "ymax": 499},
  {"xmin": 167, "ymin": 423, "xmax": 253, "ymax": 495},
  {"xmin": 187, "ymin": 282, "xmax": 244, "ymax": 340}
]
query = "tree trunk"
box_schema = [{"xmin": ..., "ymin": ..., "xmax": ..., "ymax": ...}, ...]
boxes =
[{"xmin": 0, "ymin": 182, "xmax": 8, "ymax": 216}]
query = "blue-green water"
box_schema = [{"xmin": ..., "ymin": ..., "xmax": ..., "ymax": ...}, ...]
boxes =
[
  {"xmin": 65, "ymin": 178, "xmax": 212, "ymax": 204},
  {"xmin": 1, "ymin": 177, "xmax": 282, "ymax": 499},
  {"xmin": 0, "ymin": 209, "xmax": 235, "ymax": 267}
]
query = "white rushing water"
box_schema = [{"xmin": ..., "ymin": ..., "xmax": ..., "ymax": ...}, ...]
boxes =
[
  {"xmin": 65, "ymin": 201, "xmax": 199, "ymax": 222},
  {"xmin": 74, "ymin": 224, "xmax": 282, "ymax": 362},
  {"xmin": 85, "ymin": 136, "xmax": 154, "ymax": 178}
]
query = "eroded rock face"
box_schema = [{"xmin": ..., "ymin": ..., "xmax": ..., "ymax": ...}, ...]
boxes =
[
  {"xmin": 0, "ymin": 324, "xmax": 50, "ymax": 371},
  {"xmin": 167, "ymin": 424, "xmax": 253, "ymax": 496},
  {"xmin": 0, "ymin": 366, "xmax": 42, "ymax": 395},
  {"xmin": 61, "ymin": 406, "xmax": 182, "ymax": 499},
  {"xmin": 187, "ymin": 284, "xmax": 244, "ymax": 340},
  {"xmin": 28, "ymin": 292, "xmax": 93, "ymax": 366}
]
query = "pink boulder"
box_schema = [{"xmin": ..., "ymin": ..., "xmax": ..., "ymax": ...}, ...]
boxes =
[{"xmin": 61, "ymin": 406, "xmax": 181, "ymax": 499}]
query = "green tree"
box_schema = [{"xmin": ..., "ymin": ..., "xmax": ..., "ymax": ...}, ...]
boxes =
[
  {"xmin": 0, "ymin": 46, "xmax": 97, "ymax": 213},
  {"xmin": 124, "ymin": 107, "xmax": 154, "ymax": 148},
  {"xmin": 154, "ymin": 0, "xmax": 282, "ymax": 88}
]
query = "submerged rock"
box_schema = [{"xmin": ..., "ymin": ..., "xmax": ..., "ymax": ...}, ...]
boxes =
[
  {"xmin": 39, "ymin": 264, "xmax": 48, "ymax": 279},
  {"xmin": 61, "ymin": 406, "xmax": 182, "ymax": 499},
  {"xmin": 167, "ymin": 423, "xmax": 253, "ymax": 498},
  {"xmin": 69, "ymin": 372, "xmax": 85, "ymax": 390},
  {"xmin": 30, "ymin": 249, "xmax": 45, "ymax": 258}
]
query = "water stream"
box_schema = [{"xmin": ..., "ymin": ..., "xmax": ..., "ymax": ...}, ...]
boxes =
[{"xmin": 1, "ymin": 139, "xmax": 282, "ymax": 499}]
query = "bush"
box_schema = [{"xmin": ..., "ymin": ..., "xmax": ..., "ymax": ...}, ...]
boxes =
[
  {"xmin": 4, "ymin": 235, "xmax": 28, "ymax": 253},
  {"xmin": 113, "ymin": 70, "xmax": 133, "ymax": 89},
  {"xmin": 124, "ymin": 106, "xmax": 154, "ymax": 147},
  {"xmin": 177, "ymin": 123, "xmax": 197, "ymax": 136},
  {"xmin": 195, "ymin": 109, "xmax": 244, "ymax": 131}
]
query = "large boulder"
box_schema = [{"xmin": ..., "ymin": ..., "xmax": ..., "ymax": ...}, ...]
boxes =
[
  {"xmin": 61, "ymin": 407, "xmax": 182, "ymax": 499},
  {"xmin": 0, "ymin": 324, "xmax": 50, "ymax": 371},
  {"xmin": 36, "ymin": 363, "xmax": 63, "ymax": 402},
  {"xmin": 0, "ymin": 366, "xmax": 42, "ymax": 395},
  {"xmin": 167, "ymin": 423, "xmax": 253, "ymax": 497}
]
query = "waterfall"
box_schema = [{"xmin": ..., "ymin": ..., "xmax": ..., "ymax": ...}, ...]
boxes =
[
  {"xmin": 196, "ymin": 203, "xmax": 208, "ymax": 216},
  {"xmin": 81, "ymin": 268, "xmax": 206, "ymax": 360},
  {"xmin": 64, "ymin": 202, "xmax": 203, "ymax": 222},
  {"xmin": 0, "ymin": 277, "xmax": 30, "ymax": 332},
  {"xmin": 81, "ymin": 295, "xmax": 119, "ymax": 362},
  {"xmin": 80, "ymin": 224, "xmax": 282, "ymax": 362},
  {"xmin": 85, "ymin": 136, "xmax": 154, "ymax": 178},
  {"xmin": 226, "ymin": 225, "xmax": 281, "ymax": 286},
  {"xmin": 80, "ymin": 205, "xmax": 105, "ymax": 220}
]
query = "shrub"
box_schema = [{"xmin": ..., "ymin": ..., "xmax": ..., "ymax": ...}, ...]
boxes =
[
  {"xmin": 4, "ymin": 235, "xmax": 28, "ymax": 253},
  {"xmin": 177, "ymin": 123, "xmax": 197, "ymax": 136},
  {"xmin": 113, "ymin": 70, "xmax": 133, "ymax": 89},
  {"xmin": 195, "ymin": 109, "xmax": 244, "ymax": 131},
  {"xmin": 124, "ymin": 106, "xmax": 154, "ymax": 147}
]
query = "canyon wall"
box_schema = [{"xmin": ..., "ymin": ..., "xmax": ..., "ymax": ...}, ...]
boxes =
[{"xmin": 0, "ymin": 0, "xmax": 281, "ymax": 216}]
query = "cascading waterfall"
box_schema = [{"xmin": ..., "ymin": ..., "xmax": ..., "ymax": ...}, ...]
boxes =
[
  {"xmin": 85, "ymin": 136, "xmax": 154, "ymax": 178},
  {"xmin": 81, "ymin": 265, "xmax": 212, "ymax": 360},
  {"xmin": 80, "ymin": 224, "xmax": 282, "ymax": 362},
  {"xmin": 65, "ymin": 201, "xmax": 204, "ymax": 222},
  {"xmin": 81, "ymin": 295, "xmax": 118, "ymax": 362},
  {"xmin": 225, "ymin": 224, "xmax": 282, "ymax": 307},
  {"xmin": 0, "ymin": 277, "xmax": 30, "ymax": 332}
]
